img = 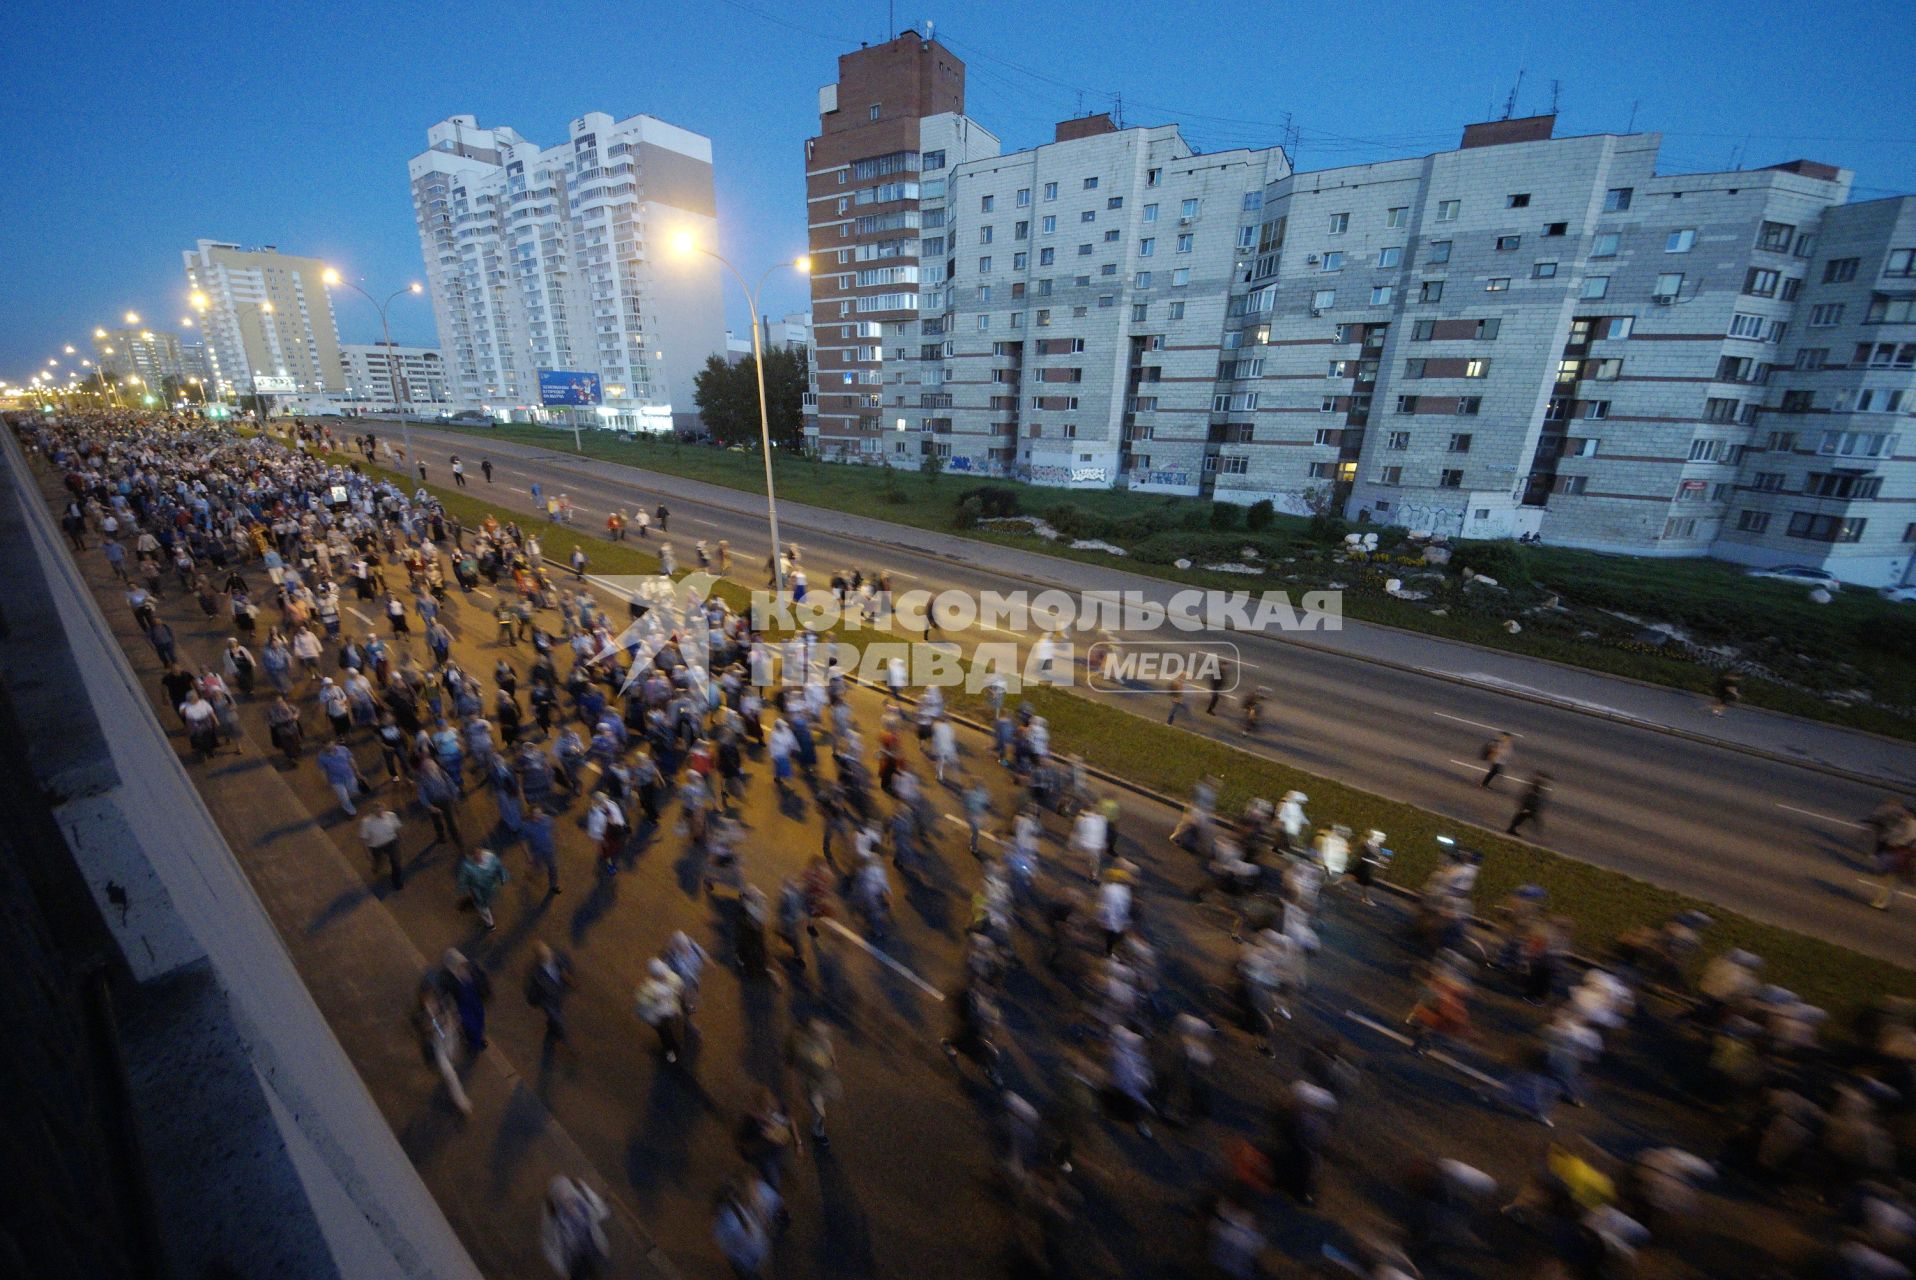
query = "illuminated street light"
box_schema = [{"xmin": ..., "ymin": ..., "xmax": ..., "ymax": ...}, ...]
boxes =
[
  {"xmin": 322, "ymin": 267, "xmax": 426, "ymax": 457},
  {"xmin": 124, "ymin": 311, "xmax": 140, "ymax": 324},
  {"xmin": 668, "ymin": 231, "xmax": 811, "ymax": 579}
]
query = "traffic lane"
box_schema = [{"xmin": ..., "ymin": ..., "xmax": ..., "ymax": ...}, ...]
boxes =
[
  {"xmin": 132, "ymin": 554, "xmax": 1830, "ymax": 1280},
  {"xmin": 375, "ymin": 435, "xmax": 1909, "ymax": 956}
]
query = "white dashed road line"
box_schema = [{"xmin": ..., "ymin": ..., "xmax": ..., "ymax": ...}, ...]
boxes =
[
  {"xmin": 816, "ymin": 918, "xmax": 945, "ymax": 1000},
  {"xmin": 1434, "ymin": 711, "xmax": 1522, "ymax": 736},
  {"xmin": 1777, "ymin": 803, "xmax": 1866, "ymax": 829}
]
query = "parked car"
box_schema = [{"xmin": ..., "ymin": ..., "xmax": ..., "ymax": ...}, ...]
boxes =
[
  {"xmin": 1744, "ymin": 565, "xmax": 1842, "ymax": 590},
  {"xmin": 1881, "ymin": 585, "xmax": 1916, "ymax": 604},
  {"xmin": 448, "ymin": 410, "xmax": 493, "ymax": 425}
]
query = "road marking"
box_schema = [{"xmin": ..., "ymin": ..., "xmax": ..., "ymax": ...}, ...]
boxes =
[
  {"xmin": 942, "ymin": 813, "xmax": 1001, "ymax": 843},
  {"xmin": 1342, "ymin": 1011, "xmax": 1506, "ymax": 1091},
  {"xmin": 475, "ymin": 589, "xmax": 495, "ymax": 601},
  {"xmin": 507, "ymin": 486, "xmax": 528, "ymax": 495},
  {"xmin": 1435, "ymin": 711, "xmax": 1522, "ymax": 737},
  {"xmin": 816, "ymin": 918, "xmax": 945, "ymax": 1000},
  {"xmin": 347, "ymin": 608, "xmax": 373, "ymax": 624},
  {"xmin": 1853, "ymin": 877, "xmax": 1916, "ymax": 900},
  {"xmin": 1447, "ymin": 759, "xmax": 1492, "ymax": 773},
  {"xmin": 1778, "ymin": 803, "xmax": 1866, "ymax": 829}
]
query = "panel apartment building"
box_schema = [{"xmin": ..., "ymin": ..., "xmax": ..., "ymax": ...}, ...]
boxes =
[
  {"xmin": 802, "ymin": 53, "xmax": 1915, "ymax": 583},
  {"xmin": 408, "ymin": 112, "xmax": 726, "ymax": 432},
  {"xmin": 340, "ymin": 342, "xmax": 450, "ymax": 410}
]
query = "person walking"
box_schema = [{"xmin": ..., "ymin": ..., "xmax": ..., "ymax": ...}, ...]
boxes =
[
  {"xmin": 481, "ymin": 458, "xmax": 493, "ymax": 483},
  {"xmin": 786, "ymin": 1015, "xmax": 839, "ymax": 1141},
  {"xmin": 1865, "ymin": 797, "xmax": 1916, "ymax": 910},
  {"xmin": 635, "ymin": 959, "xmax": 687, "ymax": 1065},
  {"xmin": 438, "ymin": 948, "xmax": 491, "ymax": 1053},
  {"xmin": 1507, "ymin": 772, "xmax": 1552, "ymax": 837},
  {"xmin": 450, "ymin": 456, "xmax": 466, "ymax": 488},
  {"xmin": 416, "ymin": 756, "xmax": 463, "ymax": 848},
  {"xmin": 540, "ymin": 1175, "xmax": 609, "ymax": 1279},
  {"xmin": 416, "ymin": 982, "xmax": 472, "ymax": 1118},
  {"xmin": 457, "ymin": 846, "xmax": 508, "ymax": 930},
  {"xmin": 524, "ymin": 808, "xmax": 561, "ymax": 896},
  {"xmin": 360, "ymin": 806, "xmax": 405, "ymax": 890},
  {"xmin": 527, "ymin": 942, "xmax": 576, "ymax": 1058},
  {"xmin": 317, "ymin": 739, "xmax": 367, "ymax": 816},
  {"xmin": 1480, "ymin": 732, "xmax": 1514, "ymax": 789}
]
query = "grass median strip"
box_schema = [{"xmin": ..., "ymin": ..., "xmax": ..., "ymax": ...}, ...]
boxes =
[{"xmin": 322, "ymin": 438, "xmax": 1916, "ymax": 1018}]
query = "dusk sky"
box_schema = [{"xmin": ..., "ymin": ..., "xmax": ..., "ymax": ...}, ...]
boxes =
[{"xmin": 4, "ymin": 0, "xmax": 1911, "ymax": 386}]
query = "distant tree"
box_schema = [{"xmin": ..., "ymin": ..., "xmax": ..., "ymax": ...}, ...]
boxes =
[
  {"xmin": 694, "ymin": 347, "xmax": 811, "ymax": 450},
  {"xmin": 920, "ymin": 446, "xmax": 944, "ymax": 484}
]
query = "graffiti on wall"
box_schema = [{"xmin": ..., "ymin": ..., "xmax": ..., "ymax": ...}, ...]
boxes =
[
  {"xmin": 1028, "ymin": 464, "xmax": 1110, "ymax": 485},
  {"xmin": 1395, "ymin": 501, "xmax": 1465, "ymax": 537}
]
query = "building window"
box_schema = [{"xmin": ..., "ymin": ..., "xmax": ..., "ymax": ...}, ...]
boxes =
[
  {"xmin": 1448, "ymin": 433, "xmax": 1473, "ymax": 452},
  {"xmin": 1380, "ymin": 465, "xmax": 1404, "ymax": 485},
  {"xmin": 1135, "ymin": 271, "xmax": 1152, "ymax": 288},
  {"xmin": 1457, "ymin": 396, "xmax": 1482, "ymax": 415},
  {"xmin": 1867, "ymin": 294, "xmax": 1916, "ymax": 323},
  {"xmin": 1146, "ymin": 168, "xmax": 1162, "ymax": 187},
  {"xmin": 1533, "ymin": 261, "xmax": 1558, "ymax": 279},
  {"xmin": 1176, "ymin": 233, "xmax": 1194, "ymax": 253},
  {"xmin": 1103, "ymin": 230, "xmax": 1121, "ymax": 243},
  {"xmin": 1132, "ymin": 303, "xmax": 1148, "ymax": 322},
  {"xmin": 1396, "ymin": 395, "xmax": 1419, "ymax": 413},
  {"xmin": 1464, "ymin": 358, "xmax": 1490, "ymax": 378},
  {"xmin": 1378, "ymin": 246, "xmax": 1402, "ymax": 268},
  {"xmin": 1098, "ymin": 294, "xmax": 1114, "ymax": 308},
  {"xmin": 1038, "ymin": 247, "xmax": 1055, "ymax": 265},
  {"xmin": 1168, "ymin": 300, "xmax": 1185, "ymax": 319},
  {"xmin": 1243, "ymin": 191, "xmax": 1264, "ymax": 211},
  {"xmin": 1429, "ymin": 240, "xmax": 1452, "ymax": 264},
  {"xmin": 1581, "ymin": 276, "xmax": 1610, "ymax": 300},
  {"xmin": 1823, "ymin": 257, "xmax": 1860, "ymax": 283},
  {"xmin": 1403, "ymin": 359, "xmax": 1426, "ymax": 379},
  {"xmin": 1329, "ymin": 212, "xmax": 1349, "ymax": 235},
  {"xmin": 869, "ymin": 104, "xmax": 881, "ymax": 120},
  {"xmin": 1142, "ymin": 203, "xmax": 1158, "ymax": 223},
  {"xmin": 1083, "ymin": 176, "xmax": 1099, "ymax": 190},
  {"xmin": 1486, "ymin": 277, "xmax": 1510, "ymax": 292},
  {"xmin": 1654, "ymin": 272, "xmax": 1684, "ymax": 301},
  {"xmin": 1437, "ymin": 199, "xmax": 1460, "ymax": 221},
  {"xmin": 1808, "ymin": 303, "xmax": 1845, "ymax": 327},
  {"xmin": 1666, "ymin": 228, "xmax": 1696, "ymax": 253},
  {"xmin": 1015, "ymin": 221, "xmax": 1029, "ymax": 240},
  {"xmin": 1180, "ymin": 198, "xmax": 1200, "ymax": 219},
  {"xmin": 1787, "ymin": 512, "xmax": 1867, "ymax": 542},
  {"xmin": 1371, "ymin": 285, "xmax": 1394, "ymax": 306},
  {"xmin": 1543, "ymin": 221, "xmax": 1568, "ymax": 237},
  {"xmin": 1108, "ymin": 196, "xmax": 1124, "ymax": 210},
  {"xmin": 1744, "ymin": 268, "xmax": 1780, "ymax": 297},
  {"xmin": 1736, "ymin": 510, "xmax": 1770, "ymax": 534},
  {"xmin": 1439, "ymin": 468, "xmax": 1464, "ymax": 488},
  {"xmin": 1313, "ymin": 288, "xmax": 1336, "ymax": 310},
  {"xmin": 1420, "ymin": 280, "xmax": 1444, "ymax": 303},
  {"xmin": 1077, "ymin": 243, "xmax": 1092, "ymax": 256},
  {"xmin": 978, "ymin": 256, "xmax": 992, "ymax": 273},
  {"xmin": 1757, "ymin": 220, "xmax": 1795, "ymax": 252},
  {"xmin": 1886, "ymin": 248, "xmax": 1916, "ymax": 277},
  {"xmin": 1663, "ymin": 517, "xmax": 1698, "ymax": 538},
  {"xmin": 980, "ymin": 194, "xmax": 995, "ymax": 213},
  {"xmin": 1041, "ymin": 215, "xmax": 1056, "ymax": 234},
  {"xmin": 1081, "ymin": 209, "xmax": 1096, "ymax": 224},
  {"xmin": 1139, "ymin": 237, "xmax": 1155, "ymax": 257},
  {"xmin": 922, "ymin": 150, "xmax": 946, "ymax": 170},
  {"xmin": 1507, "ymin": 193, "xmax": 1530, "ymax": 208},
  {"xmin": 1171, "ymin": 268, "xmax": 1190, "ymax": 287},
  {"xmin": 1554, "ymin": 475, "xmax": 1588, "ymax": 495},
  {"xmin": 1321, "ymin": 251, "xmax": 1344, "ymax": 271},
  {"xmin": 1496, "ymin": 235, "xmax": 1521, "ymax": 251},
  {"xmin": 1015, "ymin": 186, "xmax": 1029, "ymax": 206},
  {"xmin": 1592, "ymin": 231, "xmax": 1620, "ymax": 258},
  {"xmin": 1387, "ymin": 206, "xmax": 1408, "ymax": 228},
  {"xmin": 1043, "ymin": 182, "xmax": 1058, "ymax": 201},
  {"xmin": 1603, "ymin": 187, "xmax": 1633, "ymax": 212},
  {"xmin": 1583, "ymin": 400, "xmax": 1609, "ymax": 419}
]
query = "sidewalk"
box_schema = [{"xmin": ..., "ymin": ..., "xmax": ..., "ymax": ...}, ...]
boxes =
[
  {"xmin": 398, "ymin": 424, "xmax": 1915, "ymax": 786},
  {"xmin": 38, "ymin": 458, "xmax": 677, "ymax": 1280}
]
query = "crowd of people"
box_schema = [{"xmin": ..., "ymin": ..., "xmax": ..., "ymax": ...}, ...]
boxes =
[{"xmin": 23, "ymin": 411, "xmax": 1916, "ymax": 1280}]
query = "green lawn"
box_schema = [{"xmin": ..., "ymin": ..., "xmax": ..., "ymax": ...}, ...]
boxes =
[
  {"xmin": 416, "ymin": 422, "xmax": 1916, "ymax": 740},
  {"xmin": 306, "ymin": 431, "xmax": 1916, "ymax": 1018}
]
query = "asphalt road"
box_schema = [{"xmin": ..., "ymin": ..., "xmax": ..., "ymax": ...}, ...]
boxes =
[
  {"xmin": 359, "ymin": 423, "xmax": 1913, "ymax": 965},
  {"xmin": 117, "ymin": 531, "xmax": 1840, "ymax": 1280}
]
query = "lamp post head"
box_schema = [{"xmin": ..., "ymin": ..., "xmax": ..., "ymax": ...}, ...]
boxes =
[
  {"xmin": 124, "ymin": 311, "xmax": 139, "ymax": 324},
  {"xmin": 260, "ymin": 301, "xmax": 274, "ymax": 314},
  {"xmin": 794, "ymin": 255, "xmax": 813, "ymax": 275},
  {"xmin": 321, "ymin": 267, "xmax": 341, "ymax": 286},
  {"xmin": 94, "ymin": 327, "xmax": 107, "ymax": 338},
  {"xmin": 670, "ymin": 230, "xmax": 697, "ymax": 258},
  {"xmin": 189, "ymin": 292, "xmax": 208, "ymax": 311},
  {"xmin": 409, "ymin": 282, "xmax": 423, "ymax": 294}
]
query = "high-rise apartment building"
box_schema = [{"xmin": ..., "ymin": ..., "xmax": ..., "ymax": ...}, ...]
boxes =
[
  {"xmin": 340, "ymin": 342, "xmax": 451, "ymax": 410},
  {"xmin": 181, "ymin": 240, "xmax": 347, "ymax": 401},
  {"xmin": 408, "ymin": 112, "xmax": 726, "ymax": 432},
  {"xmin": 804, "ymin": 31, "xmax": 999, "ymax": 458},
  {"xmin": 813, "ymin": 78, "xmax": 1915, "ymax": 583},
  {"xmin": 91, "ymin": 326, "xmax": 185, "ymax": 388}
]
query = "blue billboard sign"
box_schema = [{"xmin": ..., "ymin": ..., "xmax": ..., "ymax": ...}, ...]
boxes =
[{"xmin": 538, "ymin": 369, "xmax": 603, "ymax": 406}]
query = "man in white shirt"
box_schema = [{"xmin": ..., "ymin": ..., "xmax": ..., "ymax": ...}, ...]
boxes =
[{"xmin": 360, "ymin": 807, "xmax": 404, "ymax": 890}]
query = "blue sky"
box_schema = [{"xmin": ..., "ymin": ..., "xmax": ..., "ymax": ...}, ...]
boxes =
[{"xmin": 3, "ymin": 0, "xmax": 1911, "ymax": 386}]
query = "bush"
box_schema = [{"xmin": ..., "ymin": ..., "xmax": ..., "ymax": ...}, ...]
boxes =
[
  {"xmin": 953, "ymin": 494, "xmax": 983, "ymax": 530},
  {"xmin": 1130, "ymin": 530, "xmax": 1290, "ymax": 567},
  {"xmin": 1210, "ymin": 502, "xmax": 1241, "ymax": 530},
  {"xmin": 1246, "ymin": 499, "xmax": 1275, "ymax": 531},
  {"xmin": 1180, "ymin": 505, "xmax": 1214, "ymax": 531},
  {"xmin": 1308, "ymin": 510, "xmax": 1348, "ymax": 545},
  {"xmin": 960, "ymin": 485, "xmax": 1022, "ymax": 518},
  {"xmin": 1451, "ymin": 540, "xmax": 1532, "ymax": 587},
  {"xmin": 1047, "ymin": 502, "xmax": 1099, "ymax": 539}
]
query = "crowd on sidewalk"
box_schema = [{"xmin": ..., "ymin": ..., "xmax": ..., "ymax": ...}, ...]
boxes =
[{"xmin": 21, "ymin": 410, "xmax": 1916, "ymax": 1280}]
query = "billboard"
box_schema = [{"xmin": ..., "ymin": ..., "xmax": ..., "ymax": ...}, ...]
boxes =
[
  {"xmin": 252, "ymin": 374, "xmax": 297, "ymax": 393},
  {"xmin": 538, "ymin": 369, "xmax": 602, "ymax": 406}
]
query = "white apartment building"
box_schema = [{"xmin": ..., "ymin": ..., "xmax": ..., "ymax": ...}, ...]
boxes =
[
  {"xmin": 181, "ymin": 240, "xmax": 347, "ymax": 402},
  {"xmin": 408, "ymin": 112, "xmax": 726, "ymax": 433},
  {"xmin": 340, "ymin": 342, "xmax": 450, "ymax": 410},
  {"xmin": 819, "ymin": 90, "xmax": 1914, "ymax": 583},
  {"xmin": 726, "ymin": 312, "xmax": 813, "ymax": 365}
]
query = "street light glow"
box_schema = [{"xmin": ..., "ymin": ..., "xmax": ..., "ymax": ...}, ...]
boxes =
[
  {"xmin": 124, "ymin": 311, "xmax": 139, "ymax": 324},
  {"xmin": 321, "ymin": 267, "xmax": 341, "ymax": 285},
  {"xmin": 671, "ymin": 230, "xmax": 697, "ymax": 257},
  {"xmin": 94, "ymin": 328, "xmax": 107, "ymax": 338},
  {"xmin": 260, "ymin": 301, "xmax": 274, "ymax": 314},
  {"xmin": 410, "ymin": 282, "xmax": 423, "ymax": 294},
  {"xmin": 189, "ymin": 292, "xmax": 208, "ymax": 311},
  {"xmin": 64, "ymin": 344, "xmax": 75, "ymax": 353},
  {"xmin": 795, "ymin": 255, "xmax": 813, "ymax": 274}
]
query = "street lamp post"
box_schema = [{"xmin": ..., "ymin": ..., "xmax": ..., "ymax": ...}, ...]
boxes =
[
  {"xmin": 324, "ymin": 270, "xmax": 423, "ymax": 468},
  {"xmin": 671, "ymin": 232, "xmax": 810, "ymax": 587}
]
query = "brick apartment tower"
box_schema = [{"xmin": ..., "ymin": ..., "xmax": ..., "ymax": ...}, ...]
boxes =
[{"xmin": 804, "ymin": 32, "xmax": 997, "ymax": 458}]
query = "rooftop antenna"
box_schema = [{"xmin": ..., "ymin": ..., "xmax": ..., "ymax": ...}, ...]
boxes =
[
  {"xmin": 1501, "ymin": 68, "xmax": 1526, "ymax": 120},
  {"xmin": 1113, "ymin": 92, "xmax": 1124, "ymax": 128},
  {"xmin": 1625, "ymin": 98, "xmax": 1639, "ymax": 133},
  {"xmin": 1549, "ymin": 79, "xmax": 1560, "ymax": 115},
  {"xmin": 1075, "ymin": 90, "xmax": 1084, "ymax": 116},
  {"xmin": 887, "ymin": 0, "xmax": 893, "ymax": 37}
]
